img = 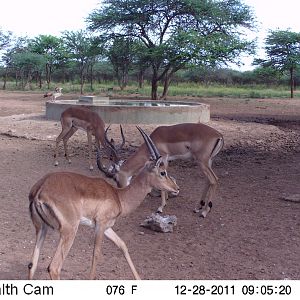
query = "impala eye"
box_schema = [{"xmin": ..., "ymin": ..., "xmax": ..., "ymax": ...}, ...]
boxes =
[{"xmin": 160, "ymin": 171, "xmax": 166, "ymax": 176}]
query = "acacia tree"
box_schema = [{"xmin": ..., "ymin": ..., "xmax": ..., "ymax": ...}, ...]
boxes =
[
  {"xmin": 0, "ymin": 29, "xmax": 14, "ymax": 89},
  {"xmin": 62, "ymin": 30, "xmax": 103, "ymax": 94},
  {"xmin": 11, "ymin": 51, "xmax": 46, "ymax": 89},
  {"xmin": 108, "ymin": 37, "xmax": 136, "ymax": 90},
  {"xmin": 29, "ymin": 35, "xmax": 63, "ymax": 89},
  {"xmin": 87, "ymin": 0, "xmax": 256, "ymax": 99},
  {"xmin": 1, "ymin": 36, "xmax": 30, "ymax": 89},
  {"xmin": 255, "ymin": 30, "xmax": 300, "ymax": 98},
  {"xmin": 0, "ymin": 28, "xmax": 13, "ymax": 49}
]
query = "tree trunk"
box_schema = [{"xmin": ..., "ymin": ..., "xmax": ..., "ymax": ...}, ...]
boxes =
[
  {"xmin": 138, "ymin": 69, "xmax": 144, "ymax": 89},
  {"xmin": 39, "ymin": 72, "xmax": 42, "ymax": 89},
  {"xmin": 290, "ymin": 67, "xmax": 294, "ymax": 98},
  {"xmin": 151, "ymin": 67, "xmax": 159, "ymax": 100},
  {"xmin": 90, "ymin": 64, "xmax": 94, "ymax": 91},
  {"xmin": 2, "ymin": 67, "xmax": 8, "ymax": 90},
  {"xmin": 15, "ymin": 71, "xmax": 18, "ymax": 87},
  {"xmin": 62, "ymin": 67, "xmax": 66, "ymax": 84},
  {"xmin": 80, "ymin": 75, "xmax": 84, "ymax": 94},
  {"xmin": 160, "ymin": 73, "xmax": 172, "ymax": 100},
  {"xmin": 121, "ymin": 67, "xmax": 128, "ymax": 90},
  {"xmin": 80, "ymin": 62, "xmax": 85, "ymax": 94},
  {"xmin": 46, "ymin": 63, "xmax": 51, "ymax": 89},
  {"xmin": 25, "ymin": 70, "xmax": 33, "ymax": 90}
]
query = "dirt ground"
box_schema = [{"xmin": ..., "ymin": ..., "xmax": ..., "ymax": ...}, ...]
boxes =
[{"xmin": 0, "ymin": 90, "xmax": 299, "ymax": 280}]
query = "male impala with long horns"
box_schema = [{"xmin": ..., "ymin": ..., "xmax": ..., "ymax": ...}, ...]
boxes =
[
  {"xmin": 97, "ymin": 123, "xmax": 223, "ymax": 218},
  {"xmin": 28, "ymin": 126, "xmax": 179, "ymax": 280}
]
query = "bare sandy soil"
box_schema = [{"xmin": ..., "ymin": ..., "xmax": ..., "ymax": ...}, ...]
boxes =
[{"xmin": 0, "ymin": 90, "xmax": 299, "ymax": 280}]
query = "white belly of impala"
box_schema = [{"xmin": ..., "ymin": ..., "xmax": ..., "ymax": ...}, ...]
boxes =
[
  {"xmin": 168, "ymin": 152, "xmax": 192, "ymax": 161},
  {"xmin": 80, "ymin": 217, "xmax": 95, "ymax": 228},
  {"xmin": 126, "ymin": 176, "xmax": 133, "ymax": 186}
]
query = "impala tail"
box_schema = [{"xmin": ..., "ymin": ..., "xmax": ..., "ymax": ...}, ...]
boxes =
[
  {"xmin": 29, "ymin": 190, "xmax": 60, "ymax": 230},
  {"xmin": 211, "ymin": 137, "xmax": 224, "ymax": 159}
]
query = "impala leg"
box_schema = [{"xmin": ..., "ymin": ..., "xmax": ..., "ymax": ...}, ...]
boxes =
[
  {"xmin": 193, "ymin": 181, "xmax": 210, "ymax": 213},
  {"xmin": 157, "ymin": 159, "xmax": 171, "ymax": 213},
  {"xmin": 54, "ymin": 125, "xmax": 73, "ymax": 166},
  {"xmin": 157, "ymin": 172, "xmax": 178, "ymax": 213},
  {"xmin": 28, "ymin": 223, "xmax": 48, "ymax": 280},
  {"xmin": 104, "ymin": 228, "xmax": 141, "ymax": 280},
  {"xmin": 202, "ymin": 181, "xmax": 217, "ymax": 218},
  {"xmin": 48, "ymin": 225, "xmax": 78, "ymax": 280},
  {"xmin": 87, "ymin": 130, "xmax": 94, "ymax": 171},
  {"xmin": 196, "ymin": 161, "xmax": 219, "ymax": 218},
  {"xmin": 62, "ymin": 127, "xmax": 78, "ymax": 164},
  {"xmin": 89, "ymin": 222, "xmax": 105, "ymax": 279},
  {"xmin": 157, "ymin": 191, "xmax": 168, "ymax": 213}
]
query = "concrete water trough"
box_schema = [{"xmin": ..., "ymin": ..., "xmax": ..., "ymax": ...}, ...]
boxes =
[{"xmin": 46, "ymin": 96, "xmax": 210, "ymax": 124}]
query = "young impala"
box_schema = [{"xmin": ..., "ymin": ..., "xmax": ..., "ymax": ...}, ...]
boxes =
[
  {"xmin": 54, "ymin": 106, "xmax": 124, "ymax": 170},
  {"xmin": 97, "ymin": 123, "xmax": 223, "ymax": 218},
  {"xmin": 28, "ymin": 126, "xmax": 179, "ymax": 280}
]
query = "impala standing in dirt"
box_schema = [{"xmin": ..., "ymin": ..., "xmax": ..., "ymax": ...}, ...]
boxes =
[
  {"xmin": 28, "ymin": 126, "xmax": 179, "ymax": 280},
  {"xmin": 54, "ymin": 106, "xmax": 124, "ymax": 170},
  {"xmin": 43, "ymin": 87, "xmax": 63, "ymax": 102},
  {"xmin": 98, "ymin": 123, "xmax": 223, "ymax": 218}
]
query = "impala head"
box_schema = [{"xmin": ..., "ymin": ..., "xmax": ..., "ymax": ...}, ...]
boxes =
[
  {"xmin": 143, "ymin": 156, "xmax": 179, "ymax": 195},
  {"xmin": 97, "ymin": 124, "xmax": 125, "ymax": 172},
  {"xmin": 135, "ymin": 126, "xmax": 179, "ymax": 194}
]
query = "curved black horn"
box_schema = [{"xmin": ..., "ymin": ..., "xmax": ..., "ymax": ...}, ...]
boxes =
[
  {"xmin": 104, "ymin": 125, "xmax": 115, "ymax": 149},
  {"xmin": 136, "ymin": 126, "xmax": 161, "ymax": 160},
  {"xmin": 105, "ymin": 125, "xmax": 125, "ymax": 150},
  {"xmin": 104, "ymin": 125, "xmax": 119, "ymax": 162},
  {"xmin": 96, "ymin": 147, "xmax": 115, "ymax": 178},
  {"xmin": 118, "ymin": 125, "xmax": 125, "ymax": 149}
]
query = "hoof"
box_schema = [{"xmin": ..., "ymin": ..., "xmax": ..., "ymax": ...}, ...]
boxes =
[
  {"xmin": 201, "ymin": 211, "xmax": 208, "ymax": 218},
  {"xmin": 193, "ymin": 208, "xmax": 200, "ymax": 213},
  {"xmin": 54, "ymin": 161, "xmax": 58, "ymax": 166},
  {"xmin": 89, "ymin": 166, "xmax": 94, "ymax": 171},
  {"xmin": 169, "ymin": 191, "xmax": 179, "ymax": 198}
]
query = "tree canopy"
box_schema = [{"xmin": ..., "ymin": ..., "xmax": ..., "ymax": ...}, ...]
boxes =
[
  {"xmin": 0, "ymin": 28, "xmax": 13, "ymax": 49},
  {"xmin": 87, "ymin": 0, "xmax": 256, "ymax": 99},
  {"xmin": 255, "ymin": 30, "xmax": 300, "ymax": 98},
  {"xmin": 28, "ymin": 35, "xmax": 64, "ymax": 88}
]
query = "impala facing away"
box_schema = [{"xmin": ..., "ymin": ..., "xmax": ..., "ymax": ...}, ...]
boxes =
[
  {"xmin": 97, "ymin": 123, "xmax": 223, "ymax": 218},
  {"xmin": 28, "ymin": 126, "xmax": 179, "ymax": 280},
  {"xmin": 54, "ymin": 106, "xmax": 124, "ymax": 170}
]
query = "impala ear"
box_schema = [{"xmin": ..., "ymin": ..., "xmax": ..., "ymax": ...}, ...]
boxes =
[
  {"xmin": 144, "ymin": 160, "xmax": 156, "ymax": 170},
  {"xmin": 155, "ymin": 156, "xmax": 163, "ymax": 167},
  {"xmin": 155, "ymin": 155, "xmax": 168, "ymax": 168}
]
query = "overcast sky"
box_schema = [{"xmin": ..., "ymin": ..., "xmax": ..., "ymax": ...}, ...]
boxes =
[
  {"xmin": 1, "ymin": 0, "xmax": 299, "ymax": 70},
  {"xmin": 0, "ymin": 0, "xmax": 99, "ymax": 37}
]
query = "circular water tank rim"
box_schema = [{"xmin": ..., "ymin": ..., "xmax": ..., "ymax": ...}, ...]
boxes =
[
  {"xmin": 52, "ymin": 99, "xmax": 206, "ymax": 107},
  {"xmin": 46, "ymin": 99, "xmax": 210, "ymax": 124}
]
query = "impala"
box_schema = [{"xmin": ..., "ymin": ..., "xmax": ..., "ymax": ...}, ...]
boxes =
[
  {"xmin": 28, "ymin": 126, "xmax": 179, "ymax": 280},
  {"xmin": 54, "ymin": 106, "xmax": 124, "ymax": 170},
  {"xmin": 44, "ymin": 87, "xmax": 63, "ymax": 102},
  {"xmin": 97, "ymin": 123, "xmax": 223, "ymax": 218}
]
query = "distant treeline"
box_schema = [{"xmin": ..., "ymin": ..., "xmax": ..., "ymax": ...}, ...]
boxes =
[{"xmin": 1, "ymin": 62, "xmax": 299, "ymax": 91}]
